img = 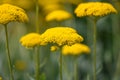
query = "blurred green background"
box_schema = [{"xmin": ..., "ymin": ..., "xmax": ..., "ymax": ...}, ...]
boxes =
[{"xmin": 0, "ymin": 0, "xmax": 120, "ymax": 80}]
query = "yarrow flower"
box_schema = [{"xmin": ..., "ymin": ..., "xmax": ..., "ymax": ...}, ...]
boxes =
[
  {"xmin": 40, "ymin": 27, "xmax": 83, "ymax": 46},
  {"xmin": 74, "ymin": 2, "xmax": 117, "ymax": 17},
  {"xmin": 15, "ymin": 60, "xmax": 27, "ymax": 71},
  {"xmin": 20, "ymin": 33, "xmax": 44, "ymax": 48},
  {"xmin": 0, "ymin": 4, "xmax": 28, "ymax": 24},
  {"xmin": 43, "ymin": 4, "xmax": 63, "ymax": 14},
  {"xmin": 45, "ymin": 10, "xmax": 72, "ymax": 21},
  {"xmin": 62, "ymin": 43, "xmax": 90, "ymax": 55},
  {"xmin": 50, "ymin": 46, "xmax": 59, "ymax": 51}
]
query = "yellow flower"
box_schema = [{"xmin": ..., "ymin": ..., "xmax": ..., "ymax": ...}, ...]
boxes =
[
  {"xmin": 62, "ymin": 43, "xmax": 90, "ymax": 55},
  {"xmin": 61, "ymin": 0, "xmax": 82, "ymax": 5},
  {"xmin": 74, "ymin": 2, "xmax": 117, "ymax": 17},
  {"xmin": 41, "ymin": 27, "xmax": 83, "ymax": 46},
  {"xmin": 2, "ymin": 0, "xmax": 34, "ymax": 10},
  {"xmin": 0, "ymin": 77, "xmax": 2, "ymax": 80},
  {"xmin": 38, "ymin": 0, "xmax": 60, "ymax": 6},
  {"xmin": 14, "ymin": 60, "xmax": 27, "ymax": 71},
  {"xmin": 20, "ymin": 33, "xmax": 43, "ymax": 48},
  {"xmin": 45, "ymin": 10, "xmax": 72, "ymax": 21},
  {"xmin": 50, "ymin": 46, "xmax": 59, "ymax": 51},
  {"xmin": 43, "ymin": 4, "xmax": 63, "ymax": 14},
  {"xmin": 0, "ymin": 4, "xmax": 28, "ymax": 24}
]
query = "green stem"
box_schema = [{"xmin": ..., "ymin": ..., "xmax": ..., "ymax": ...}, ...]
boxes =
[
  {"xmin": 35, "ymin": 0, "xmax": 40, "ymax": 80},
  {"xmin": 87, "ymin": 74, "xmax": 90, "ymax": 80},
  {"xmin": 35, "ymin": 0, "xmax": 39, "ymax": 33},
  {"xmin": 4, "ymin": 24, "xmax": 14, "ymax": 80},
  {"xmin": 93, "ymin": 19, "xmax": 97, "ymax": 80},
  {"xmin": 60, "ymin": 50, "xmax": 63, "ymax": 80},
  {"xmin": 35, "ymin": 47, "xmax": 40, "ymax": 80},
  {"xmin": 74, "ymin": 57, "xmax": 78, "ymax": 80}
]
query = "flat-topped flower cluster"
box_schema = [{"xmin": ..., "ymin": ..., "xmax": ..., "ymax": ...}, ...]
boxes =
[
  {"xmin": 20, "ymin": 27, "xmax": 84, "ymax": 48},
  {"xmin": 0, "ymin": 4, "xmax": 28, "ymax": 24}
]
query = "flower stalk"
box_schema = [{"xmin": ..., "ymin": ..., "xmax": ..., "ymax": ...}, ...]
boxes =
[
  {"xmin": 4, "ymin": 24, "xmax": 14, "ymax": 80},
  {"xmin": 35, "ymin": 0, "xmax": 39, "ymax": 33},
  {"xmin": 35, "ymin": 46, "xmax": 40, "ymax": 80},
  {"xmin": 35, "ymin": 0, "xmax": 40, "ymax": 80},
  {"xmin": 60, "ymin": 50, "xmax": 63, "ymax": 80},
  {"xmin": 74, "ymin": 57, "xmax": 78, "ymax": 80},
  {"xmin": 93, "ymin": 18, "xmax": 97, "ymax": 80}
]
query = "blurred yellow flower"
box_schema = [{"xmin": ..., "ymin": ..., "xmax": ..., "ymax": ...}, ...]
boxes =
[
  {"xmin": 15, "ymin": 60, "xmax": 27, "ymax": 71},
  {"xmin": 2, "ymin": 0, "xmax": 34, "ymax": 10},
  {"xmin": 45, "ymin": 10, "xmax": 72, "ymax": 21},
  {"xmin": 62, "ymin": 43, "xmax": 90, "ymax": 55},
  {"xmin": 50, "ymin": 46, "xmax": 59, "ymax": 51},
  {"xmin": 38, "ymin": 0, "xmax": 60, "ymax": 6},
  {"xmin": 20, "ymin": 33, "xmax": 43, "ymax": 48},
  {"xmin": 61, "ymin": 0, "xmax": 83, "ymax": 5},
  {"xmin": 43, "ymin": 4, "xmax": 63, "ymax": 14},
  {"xmin": 41, "ymin": 27, "xmax": 83, "ymax": 46},
  {"xmin": 0, "ymin": 77, "xmax": 2, "ymax": 80},
  {"xmin": 0, "ymin": 4, "xmax": 28, "ymax": 24},
  {"xmin": 75, "ymin": 2, "xmax": 117, "ymax": 17}
]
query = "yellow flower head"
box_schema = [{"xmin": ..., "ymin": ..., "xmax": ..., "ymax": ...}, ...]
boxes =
[
  {"xmin": 50, "ymin": 46, "xmax": 59, "ymax": 51},
  {"xmin": 20, "ymin": 33, "xmax": 43, "ymax": 48},
  {"xmin": 0, "ymin": 4, "xmax": 28, "ymax": 24},
  {"xmin": 15, "ymin": 60, "xmax": 27, "ymax": 71},
  {"xmin": 41, "ymin": 27, "xmax": 83, "ymax": 46},
  {"xmin": 43, "ymin": 4, "xmax": 63, "ymax": 14},
  {"xmin": 74, "ymin": 2, "xmax": 117, "ymax": 17},
  {"xmin": 38, "ymin": 0, "xmax": 60, "ymax": 6},
  {"xmin": 0, "ymin": 77, "xmax": 2, "ymax": 80},
  {"xmin": 45, "ymin": 10, "xmax": 72, "ymax": 21},
  {"xmin": 62, "ymin": 43, "xmax": 90, "ymax": 55},
  {"xmin": 61, "ymin": 0, "xmax": 82, "ymax": 5},
  {"xmin": 2, "ymin": 0, "xmax": 34, "ymax": 10}
]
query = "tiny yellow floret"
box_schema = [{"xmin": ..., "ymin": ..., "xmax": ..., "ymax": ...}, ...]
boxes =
[
  {"xmin": 0, "ymin": 4, "xmax": 28, "ymax": 24},
  {"xmin": 62, "ymin": 43, "xmax": 90, "ymax": 55},
  {"xmin": 50, "ymin": 46, "xmax": 59, "ymax": 51},
  {"xmin": 41, "ymin": 27, "xmax": 84, "ymax": 46},
  {"xmin": 45, "ymin": 10, "xmax": 72, "ymax": 21},
  {"xmin": 20, "ymin": 33, "xmax": 42, "ymax": 48},
  {"xmin": 74, "ymin": 2, "xmax": 117, "ymax": 17}
]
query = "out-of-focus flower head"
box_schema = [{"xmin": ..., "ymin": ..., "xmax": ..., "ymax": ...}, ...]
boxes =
[
  {"xmin": 20, "ymin": 33, "xmax": 45, "ymax": 48},
  {"xmin": 0, "ymin": 4, "xmax": 28, "ymax": 24},
  {"xmin": 2, "ymin": 0, "xmax": 34, "ymax": 10},
  {"xmin": 40, "ymin": 27, "xmax": 83, "ymax": 46},
  {"xmin": 50, "ymin": 45, "xmax": 59, "ymax": 51},
  {"xmin": 75, "ymin": 2, "xmax": 117, "ymax": 17},
  {"xmin": 14, "ymin": 60, "xmax": 27, "ymax": 71},
  {"xmin": 62, "ymin": 43, "xmax": 90, "ymax": 56},
  {"xmin": 61, "ymin": 0, "xmax": 83, "ymax": 5},
  {"xmin": 0, "ymin": 77, "xmax": 2, "ymax": 80},
  {"xmin": 45, "ymin": 10, "xmax": 72, "ymax": 21},
  {"xmin": 38, "ymin": 0, "xmax": 60, "ymax": 6},
  {"xmin": 43, "ymin": 4, "xmax": 63, "ymax": 14}
]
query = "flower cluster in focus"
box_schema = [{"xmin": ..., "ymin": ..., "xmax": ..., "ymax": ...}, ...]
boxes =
[
  {"xmin": 75, "ymin": 2, "xmax": 117, "ymax": 17},
  {"xmin": 40, "ymin": 27, "xmax": 84, "ymax": 46},
  {"xmin": 20, "ymin": 33, "xmax": 43, "ymax": 48}
]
